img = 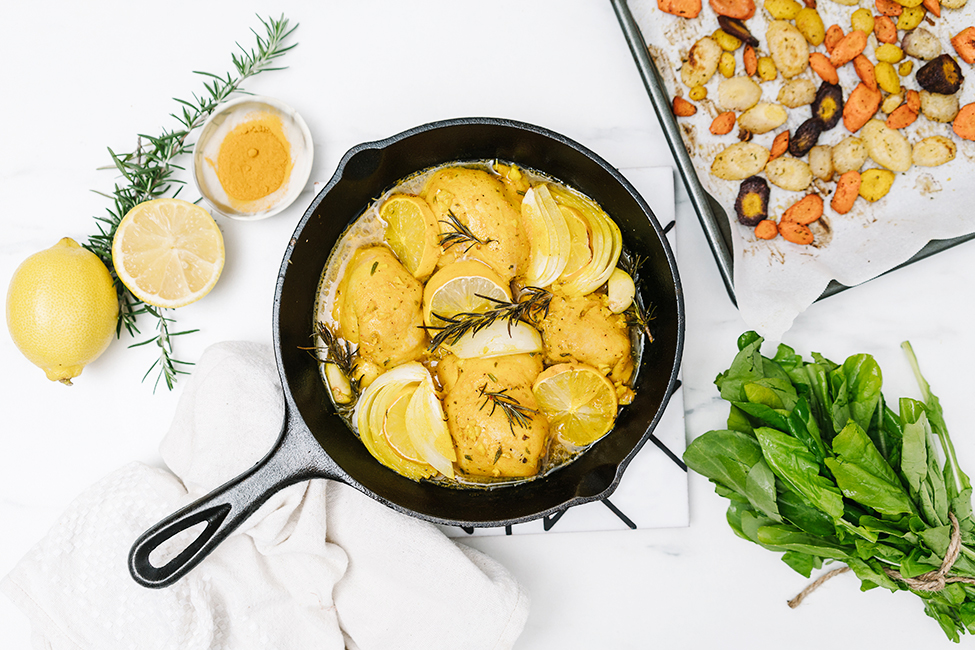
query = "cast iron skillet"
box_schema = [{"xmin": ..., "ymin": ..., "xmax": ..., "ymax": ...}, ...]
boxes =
[{"xmin": 129, "ymin": 117, "xmax": 685, "ymax": 588}]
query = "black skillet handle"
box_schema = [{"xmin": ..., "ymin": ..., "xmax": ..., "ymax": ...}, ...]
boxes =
[{"xmin": 128, "ymin": 402, "xmax": 345, "ymax": 588}]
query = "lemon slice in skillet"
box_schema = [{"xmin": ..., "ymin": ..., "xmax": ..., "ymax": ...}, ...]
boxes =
[
  {"xmin": 381, "ymin": 194, "xmax": 441, "ymax": 280},
  {"xmin": 532, "ymin": 363, "xmax": 619, "ymax": 447},
  {"xmin": 422, "ymin": 260, "xmax": 511, "ymax": 328}
]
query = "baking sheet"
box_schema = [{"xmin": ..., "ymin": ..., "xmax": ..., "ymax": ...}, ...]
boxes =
[{"xmin": 612, "ymin": 0, "xmax": 975, "ymax": 340}]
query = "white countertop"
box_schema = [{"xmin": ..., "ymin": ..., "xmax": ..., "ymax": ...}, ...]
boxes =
[{"xmin": 3, "ymin": 1, "xmax": 974, "ymax": 647}]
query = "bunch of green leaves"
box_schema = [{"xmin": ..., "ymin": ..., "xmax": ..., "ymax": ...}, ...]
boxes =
[
  {"xmin": 684, "ymin": 332, "xmax": 975, "ymax": 642},
  {"xmin": 83, "ymin": 15, "xmax": 298, "ymax": 390}
]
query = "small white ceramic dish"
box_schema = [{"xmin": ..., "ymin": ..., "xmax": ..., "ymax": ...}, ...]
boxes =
[{"xmin": 193, "ymin": 95, "xmax": 313, "ymax": 221}]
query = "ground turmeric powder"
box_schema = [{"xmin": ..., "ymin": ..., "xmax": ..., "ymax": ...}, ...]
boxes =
[{"xmin": 215, "ymin": 113, "xmax": 291, "ymax": 202}]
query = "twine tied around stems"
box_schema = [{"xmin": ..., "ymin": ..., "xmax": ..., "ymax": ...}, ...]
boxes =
[{"xmin": 788, "ymin": 513, "xmax": 975, "ymax": 608}]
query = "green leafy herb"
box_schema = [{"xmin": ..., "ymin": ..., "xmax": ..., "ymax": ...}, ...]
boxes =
[
  {"xmin": 423, "ymin": 287, "xmax": 552, "ymax": 352},
  {"xmin": 437, "ymin": 210, "xmax": 495, "ymax": 253},
  {"xmin": 84, "ymin": 15, "xmax": 298, "ymax": 390},
  {"xmin": 478, "ymin": 384, "xmax": 537, "ymax": 434},
  {"xmin": 685, "ymin": 333, "xmax": 975, "ymax": 642},
  {"xmin": 302, "ymin": 321, "xmax": 361, "ymax": 412}
]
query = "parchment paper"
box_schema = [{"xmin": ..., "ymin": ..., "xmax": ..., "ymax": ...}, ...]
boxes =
[{"xmin": 629, "ymin": 0, "xmax": 975, "ymax": 340}]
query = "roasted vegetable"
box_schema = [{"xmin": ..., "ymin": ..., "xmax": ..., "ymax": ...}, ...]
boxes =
[
  {"xmin": 916, "ymin": 54, "xmax": 965, "ymax": 95},
  {"xmin": 843, "ymin": 82, "xmax": 882, "ymax": 133},
  {"xmin": 829, "ymin": 29, "xmax": 867, "ymax": 67},
  {"xmin": 672, "ymin": 96, "xmax": 697, "ymax": 116},
  {"xmin": 767, "ymin": 20, "xmax": 810, "ymax": 78},
  {"xmin": 718, "ymin": 76, "xmax": 762, "ymax": 110},
  {"xmin": 920, "ymin": 90, "xmax": 960, "ymax": 123},
  {"xmin": 658, "ymin": 0, "xmax": 703, "ymax": 18},
  {"xmin": 681, "ymin": 37, "xmax": 722, "ymax": 87},
  {"xmin": 831, "ymin": 170, "xmax": 861, "ymax": 214},
  {"xmin": 831, "ymin": 136, "xmax": 868, "ymax": 174},
  {"xmin": 770, "ymin": 130, "xmax": 791, "ymax": 159},
  {"xmin": 765, "ymin": 157, "xmax": 813, "ymax": 191},
  {"xmin": 953, "ymin": 102, "xmax": 975, "ymax": 140},
  {"xmin": 912, "ymin": 136, "xmax": 957, "ymax": 166},
  {"xmin": 739, "ymin": 103, "xmax": 788, "ymax": 134},
  {"xmin": 710, "ymin": 111, "xmax": 738, "ymax": 135},
  {"xmin": 858, "ymin": 168, "xmax": 896, "ymax": 202},
  {"xmin": 781, "ymin": 193, "xmax": 823, "ymax": 225},
  {"xmin": 951, "ymin": 26, "xmax": 975, "ymax": 64},
  {"xmin": 718, "ymin": 15, "xmax": 759, "ymax": 47},
  {"xmin": 808, "ymin": 145, "xmax": 834, "ymax": 180},
  {"xmin": 860, "ymin": 119, "xmax": 912, "ymax": 172},
  {"xmin": 778, "ymin": 78, "xmax": 817, "ymax": 107},
  {"xmin": 811, "ymin": 81, "xmax": 843, "ymax": 130},
  {"xmin": 734, "ymin": 175, "xmax": 771, "ymax": 226},
  {"xmin": 903, "ymin": 28, "xmax": 943, "ymax": 60},
  {"xmin": 789, "ymin": 118, "xmax": 823, "ymax": 157},
  {"xmin": 778, "ymin": 220, "xmax": 814, "ymax": 245},
  {"xmin": 712, "ymin": 142, "xmax": 771, "ymax": 181}
]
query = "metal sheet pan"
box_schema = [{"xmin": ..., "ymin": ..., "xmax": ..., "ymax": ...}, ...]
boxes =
[{"xmin": 610, "ymin": 0, "xmax": 975, "ymax": 307}]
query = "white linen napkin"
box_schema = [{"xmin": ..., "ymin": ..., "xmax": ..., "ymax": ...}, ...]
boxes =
[{"xmin": 1, "ymin": 341, "xmax": 530, "ymax": 650}]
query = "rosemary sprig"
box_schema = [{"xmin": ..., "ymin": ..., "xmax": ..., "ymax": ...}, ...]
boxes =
[
  {"xmin": 302, "ymin": 321, "xmax": 361, "ymax": 410},
  {"xmin": 618, "ymin": 250, "xmax": 655, "ymax": 344},
  {"xmin": 83, "ymin": 15, "xmax": 298, "ymax": 390},
  {"xmin": 422, "ymin": 286, "xmax": 553, "ymax": 351},
  {"xmin": 478, "ymin": 384, "xmax": 537, "ymax": 434},
  {"xmin": 438, "ymin": 210, "xmax": 495, "ymax": 252}
]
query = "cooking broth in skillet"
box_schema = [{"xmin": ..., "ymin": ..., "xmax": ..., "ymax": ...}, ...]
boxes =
[{"xmin": 313, "ymin": 161, "xmax": 651, "ymax": 488}]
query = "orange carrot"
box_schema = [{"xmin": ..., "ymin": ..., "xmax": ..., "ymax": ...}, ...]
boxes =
[
  {"xmin": 886, "ymin": 104, "xmax": 919, "ymax": 129},
  {"xmin": 743, "ymin": 45, "xmax": 758, "ymax": 76},
  {"xmin": 810, "ymin": 52, "xmax": 840, "ymax": 84},
  {"xmin": 754, "ymin": 220, "xmax": 779, "ymax": 240},
  {"xmin": 853, "ymin": 54, "xmax": 878, "ymax": 91},
  {"xmin": 710, "ymin": 111, "xmax": 737, "ymax": 135},
  {"xmin": 906, "ymin": 89, "xmax": 921, "ymax": 113},
  {"xmin": 831, "ymin": 171, "xmax": 861, "ymax": 214},
  {"xmin": 951, "ymin": 27, "xmax": 975, "ymax": 65},
  {"xmin": 825, "ymin": 25, "xmax": 844, "ymax": 54},
  {"xmin": 875, "ymin": 0, "xmax": 902, "ymax": 16},
  {"xmin": 922, "ymin": 0, "xmax": 941, "ymax": 17},
  {"xmin": 769, "ymin": 131, "xmax": 791, "ymax": 160},
  {"xmin": 672, "ymin": 96, "xmax": 697, "ymax": 117},
  {"xmin": 709, "ymin": 0, "xmax": 756, "ymax": 19},
  {"xmin": 779, "ymin": 221, "xmax": 814, "ymax": 245},
  {"xmin": 843, "ymin": 82, "xmax": 882, "ymax": 133},
  {"xmin": 830, "ymin": 30, "xmax": 868, "ymax": 68},
  {"xmin": 782, "ymin": 194, "xmax": 824, "ymax": 225},
  {"xmin": 803, "ymin": 0, "xmax": 816, "ymax": 6},
  {"xmin": 953, "ymin": 103, "xmax": 975, "ymax": 141},
  {"xmin": 874, "ymin": 15, "xmax": 897, "ymax": 44},
  {"xmin": 658, "ymin": 0, "xmax": 703, "ymax": 18}
]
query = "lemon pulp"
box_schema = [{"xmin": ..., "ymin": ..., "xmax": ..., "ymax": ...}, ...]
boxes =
[{"xmin": 532, "ymin": 363, "xmax": 619, "ymax": 447}]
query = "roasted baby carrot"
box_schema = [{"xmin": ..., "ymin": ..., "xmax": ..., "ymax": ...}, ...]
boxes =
[
  {"xmin": 952, "ymin": 27, "xmax": 975, "ymax": 65},
  {"xmin": 922, "ymin": 0, "xmax": 941, "ymax": 17},
  {"xmin": 658, "ymin": 0, "xmax": 703, "ymax": 18},
  {"xmin": 843, "ymin": 82, "xmax": 882, "ymax": 132},
  {"xmin": 853, "ymin": 54, "xmax": 878, "ymax": 90},
  {"xmin": 953, "ymin": 103, "xmax": 975, "ymax": 141},
  {"xmin": 710, "ymin": 111, "xmax": 737, "ymax": 135},
  {"xmin": 886, "ymin": 104, "xmax": 918, "ymax": 129},
  {"xmin": 754, "ymin": 219, "xmax": 779, "ymax": 240},
  {"xmin": 825, "ymin": 25, "xmax": 844, "ymax": 54},
  {"xmin": 672, "ymin": 96, "xmax": 697, "ymax": 117},
  {"xmin": 874, "ymin": 15, "xmax": 898, "ymax": 44},
  {"xmin": 778, "ymin": 220, "xmax": 814, "ymax": 245},
  {"xmin": 831, "ymin": 30, "xmax": 868, "ymax": 68},
  {"xmin": 769, "ymin": 130, "xmax": 791, "ymax": 160},
  {"xmin": 743, "ymin": 44, "xmax": 758, "ymax": 76},
  {"xmin": 810, "ymin": 52, "xmax": 839, "ymax": 83},
  {"xmin": 831, "ymin": 170, "xmax": 861, "ymax": 214},
  {"xmin": 709, "ymin": 0, "xmax": 756, "ymax": 19},
  {"xmin": 875, "ymin": 0, "xmax": 902, "ymax": 16},
  {"xmin": 782, "ymin": 194, "xmax": 824, "ymax": 225},
  {"xmin": 906, "ymin": 89, "xmax": 921, "ymax": 113}
]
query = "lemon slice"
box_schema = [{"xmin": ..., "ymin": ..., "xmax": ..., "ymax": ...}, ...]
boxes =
[
  {"xmin": 422, "ymin": 260, "xmax": 511, "ymax": 328},
  {"xmin": 111, "ymin": 198, "xmax": 225, "ymax": 308},
  {"xmin": 532, "ymin": 363, "xmax": 619, "ymax": 447},
  {"xmin": 381, "ymin": 194, "xmax": 441, "ymax": 280}
]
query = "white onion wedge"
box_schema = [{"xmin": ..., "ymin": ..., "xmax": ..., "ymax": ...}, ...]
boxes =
[
  {"xmin": 551, "ymin": 186, "xmax": 622, "ymax": 296},
  {"xmin": 447, "ymin": 319, "xmax": 543, "ymax": 359},
  {"xmin": 406, "ymin": 375, "xmax": 457, "ymax": 478},
  {"xmin": 522, "ymin": 184, "xmax": 570, "ymax": 288}
]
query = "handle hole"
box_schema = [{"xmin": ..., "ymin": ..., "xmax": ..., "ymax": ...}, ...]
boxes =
[
  {"xmin": 135, "ymin": 504, "xmax": 231, "ymax": 581},
  {"xmin": 149, "ymin": 520, "xmax": 208, "ymax": 567}
]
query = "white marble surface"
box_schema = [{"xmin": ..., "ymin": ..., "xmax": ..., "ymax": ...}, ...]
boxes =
[{"xmin": 2, "ymin": 1, "xmax": 974, "ymax": 648}]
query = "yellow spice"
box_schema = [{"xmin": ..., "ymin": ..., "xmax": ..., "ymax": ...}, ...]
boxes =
[{"xmin": 216, "ymin": 113, "xmax": 292, "ymax": 202}]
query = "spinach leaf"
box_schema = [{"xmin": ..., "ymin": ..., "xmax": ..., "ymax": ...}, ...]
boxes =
[{"xmin": 754, "ymin": 426, "xmax": 844, "ymax": 519}]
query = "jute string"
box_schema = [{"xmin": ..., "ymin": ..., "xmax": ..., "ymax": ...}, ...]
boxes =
[{"xmin": 788, "ymin": 512, "xmax": 975, "ymax": 608}]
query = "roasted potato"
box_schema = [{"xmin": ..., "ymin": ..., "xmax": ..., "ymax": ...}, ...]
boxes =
[
  {"xmin": 738, "ymin": 103, "xmax": 789, "ymax": 134},
  {"xmin": 711, "ymin": 142, "xmax": 771, "ymax": 180},
  {"xmin": 860, "ymin": 119, "xmax": 912, "ymax": 172},
  {"xmin": 777, "ymin": 78, "xmax": 817, "ymax": 107},
  {"xmin": 681, "ymin": 37, "xmax": 723, "ymax": 87},
  {"xmin": 765, "ymin": 156, "xmax": 813, "ymax": 191},
  {"xmin": 831, "ymin": 137, "xmax": 868, "ymax": 174},
  {"xmin": 808, "ymin": 145, "xmax": 834, "ymax": 181},
  {"xmin": 912, "ymin": 136, "xmax": 957, "ymax": 167},
  {"xmin": 920, "ymin": 90, "xmax": 961, "ymax": 123},
  {"xmin": 718, "ymin": 76, "xmax": 763, "ymax": 110},
  {"xmin": 767, "ymin": 20, "xmax": 810, "ymax": 78},
  {"xmin": 902, "ymin": 28, "xmax": 942, "ymax": 61}
]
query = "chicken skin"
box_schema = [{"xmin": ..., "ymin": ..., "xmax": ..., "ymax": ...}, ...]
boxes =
[
  {"xmin": 437, "ymin": 353, "xmax": 548, "ymax": 478},
  {"xmin": 421, "ymin": 167, "xmax": 529, "ymax": 283},
  {"xmin": 537, "ymin": 292, "xmax": 633, "ymax": 385},
  {"xmin": 333, "ymin": 246, "xmax": 427, "ymax": 383}
]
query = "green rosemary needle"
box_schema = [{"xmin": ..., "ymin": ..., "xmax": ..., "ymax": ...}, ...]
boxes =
[
  {"xmin": 478, "ymin": 384, "xmax": 537, "ymax": 434},
  {"xmin": 438, "ymin": 210, "xmax": 495, "ymax": 253},
  {"xmin": 302, "ymin": 322, "xmax": 361, "ymax": 410},
  {"xmin": 83, "ymin": 14, "xmax": 298, "ymax": 391},
  {"xmin": 423, "ymin": 286, "xmax": 552, "ymax": 351}
]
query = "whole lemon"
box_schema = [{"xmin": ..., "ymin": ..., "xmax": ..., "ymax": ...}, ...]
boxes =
[{"xmin": 6, "ymin": 237, "xmax": 119, "ymax": 384}]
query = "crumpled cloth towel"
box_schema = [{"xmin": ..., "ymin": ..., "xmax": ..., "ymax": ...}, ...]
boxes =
[{"xmin": 1, "ymin": 341, "xmax": 530, "ymax": 650}]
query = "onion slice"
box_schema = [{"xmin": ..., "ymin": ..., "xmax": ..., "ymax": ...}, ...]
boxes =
[{"xmin": 522, "ymin": 184, "xmax": 570, "ymax": 288}]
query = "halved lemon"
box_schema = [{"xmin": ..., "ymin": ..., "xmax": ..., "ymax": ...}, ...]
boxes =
[
  {"xmin": 380, "ymin": 194, "xmax": 441, "ymax": 280},
  {"xmin": 532, "ymin": 363, "xmax": 619, "ymax": 447},
  {"xmin": 422, "ymin": 259, "xmax": 511, "ymax": 328},
  {"xmin": 111, "ymin": 198, "xmax": 225, "ymax": 308}
]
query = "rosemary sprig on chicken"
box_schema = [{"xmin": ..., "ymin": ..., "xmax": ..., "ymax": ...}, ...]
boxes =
[
  {"xmin": 437, "ymin": 210, "xmax": 495, "ymax": 253},
  {"xmin": 477, "ymin": 384, "xmax": 537, "ymax": 434},
  {"xmin": 423, "ymin": 286, "xmax": 553, "ymax": 351}
]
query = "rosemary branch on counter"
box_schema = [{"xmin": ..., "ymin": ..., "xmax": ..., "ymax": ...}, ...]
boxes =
[
  {"xmin": 83, "ymin": 14, "xmax": 298, "ymax": 391},
  {"xmin": 423, "ymin": 286, "xmax": 553, "ymax": 351}
]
